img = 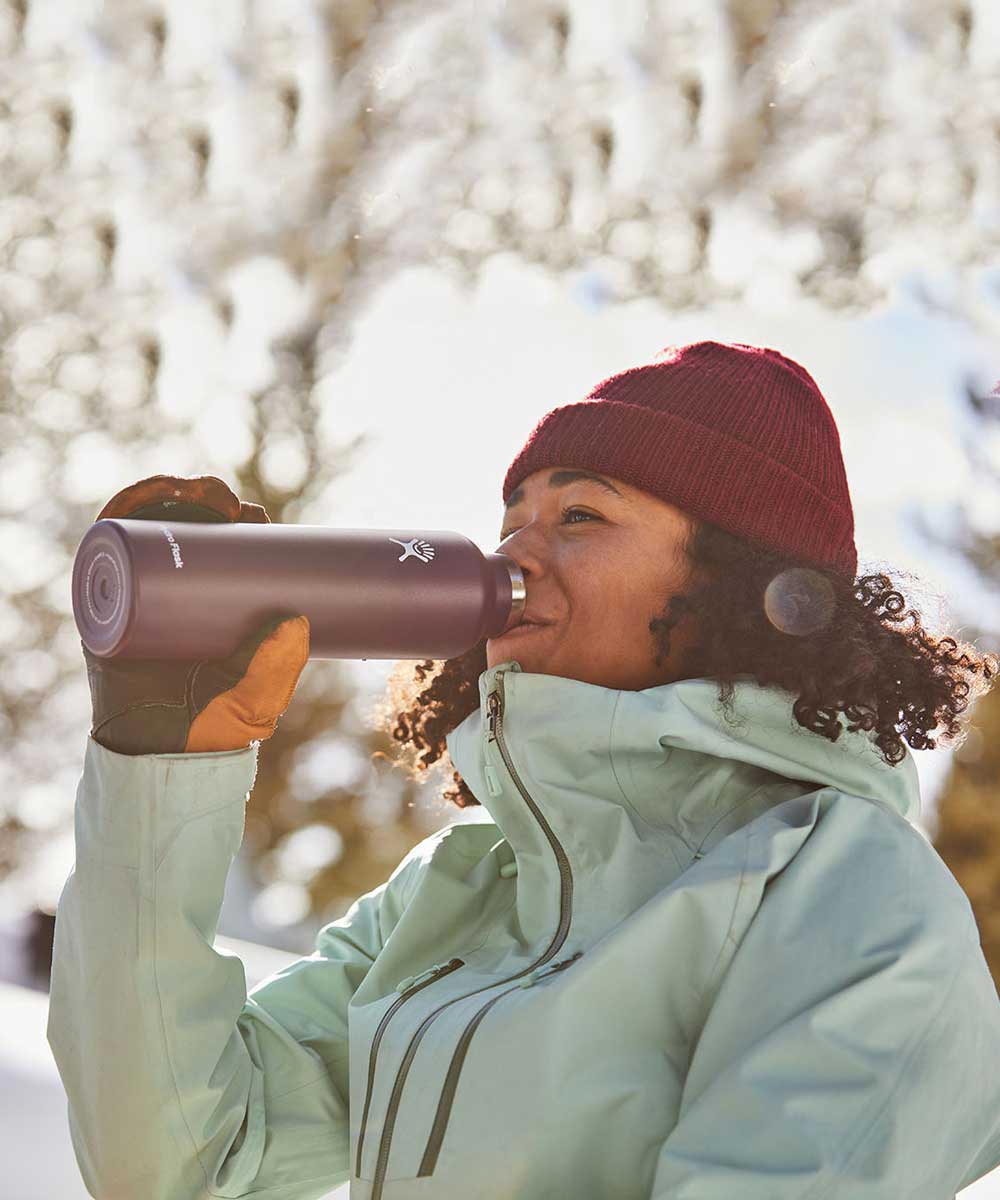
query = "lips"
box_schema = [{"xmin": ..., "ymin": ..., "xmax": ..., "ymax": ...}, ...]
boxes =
[
  {"xmin": 497, "ymin": 617, "xmax": 553, "ymax": 637},
  {"xmin": 491, "ymin": 613, "xmax": 555, "ymax": 639},
  {"xmin": 518, "ymin": 613, "xmax": 554, "ymax": 626}
]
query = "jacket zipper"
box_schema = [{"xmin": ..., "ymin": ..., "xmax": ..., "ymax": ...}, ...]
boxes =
[
  {"xmin": 416, "ymin": 951, "xmax": 584, "ymax": 1176},
  {"xmin": 486, "ymin": 669, "xmax": 575, "ymax": 957},
  {"xmin": 368, "ymin": 669, "xmax": 575, "ymax": 1199},
  {"xmin": 354, "ymin": 957, "xmax": 466, "ymax": 1178}
]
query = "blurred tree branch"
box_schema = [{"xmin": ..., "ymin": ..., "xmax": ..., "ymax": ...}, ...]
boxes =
[{"xmin": 1, "ymin": 0, "xmax": 999, "ymax": 960}]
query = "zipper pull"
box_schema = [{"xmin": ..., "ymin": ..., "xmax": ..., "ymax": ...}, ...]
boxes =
[
  {"xmin": 517, "ymin": 952, "xmax": 583, "ymax": 988},
  {"xmin": 396, "ymin": 957, "xmax": 464, "ymax": 995},
  {"xmin": 484, "ymin": 762, "xmax": 503, "ymax": 797},
  {"xmin": 486, "ymin": 691, "xmax": 500, "ymax": 741}
]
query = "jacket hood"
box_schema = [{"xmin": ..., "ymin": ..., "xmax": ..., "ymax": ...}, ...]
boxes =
[{"xmin": 445, "ymin": 659, "xmax": 922, "ymax": 945}]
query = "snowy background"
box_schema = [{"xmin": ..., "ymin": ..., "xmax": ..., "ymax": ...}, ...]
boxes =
[{"xmin": 2, "ymin": 0, "xmax": 999, "ymax": 1196}]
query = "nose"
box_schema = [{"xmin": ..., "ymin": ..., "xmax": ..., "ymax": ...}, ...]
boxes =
[
  {"xmin": 495, "ymin": 524, "xmax": 547, "ymax": 576},
  {"xmin": 494, "ymin": 532, "xmax": 555, "ymax": 624}
]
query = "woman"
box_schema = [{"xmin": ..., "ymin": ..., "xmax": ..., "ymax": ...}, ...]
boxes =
[{"xmin": 50, "ymin": 341, "xmax": 1000, "ymax": 1199}]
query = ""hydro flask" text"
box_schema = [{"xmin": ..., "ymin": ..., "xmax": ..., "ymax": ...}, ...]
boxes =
[{"xmin": 161, "ymin": 527, "xmax": 184, "ymax": 568}]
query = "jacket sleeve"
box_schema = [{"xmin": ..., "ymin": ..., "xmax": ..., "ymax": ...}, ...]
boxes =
[
  {"xmin": 47, "ymin": 734, "xmax": 420, "ymax": 1200},
  {"xmin": 649, "ymin": 802, "xmax": 1000, "ymax": 1200}
]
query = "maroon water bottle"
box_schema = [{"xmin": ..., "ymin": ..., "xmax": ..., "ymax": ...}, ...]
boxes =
[{"xmin": 72, "ymin": 519, "xmax": 526, "ymax": 661}]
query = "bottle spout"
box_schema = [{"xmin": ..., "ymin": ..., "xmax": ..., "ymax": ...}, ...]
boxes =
[{"xmin": 485, "ymin": 553, "xmax": 526, "ymax": 636}]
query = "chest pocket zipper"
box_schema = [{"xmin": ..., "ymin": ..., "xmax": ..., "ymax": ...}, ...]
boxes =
[
  {"xmin": 515, "ymin": 951, "xmax": 583, "ymax": 987},
  {"xmin": 354, "ymin": 957, "xmax": 465, "ymax": 1179},
  {"xmin": 416, "ymin": 951, "xmax": 584, "ymax": 1177}
]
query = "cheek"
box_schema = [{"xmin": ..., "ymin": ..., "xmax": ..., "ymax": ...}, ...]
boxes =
[
  {"xmin": 562, "ymin": 548, "xmax": 636, "ymax": 617},
  {"xmin": 568, "ymin": 547, "xmax": 676, "ymax": 629}
]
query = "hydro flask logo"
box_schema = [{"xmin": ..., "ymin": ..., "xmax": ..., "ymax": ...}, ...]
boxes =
[
  {"xmin": 161, "ymin": 527, "xmax": 184, "ymax": 568},
  {"xmin": 388, "ymin": 536, "xmax": 436, "ymax": 563}
]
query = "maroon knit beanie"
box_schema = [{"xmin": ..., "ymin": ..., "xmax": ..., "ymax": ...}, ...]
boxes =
[{"xmin": 502, "ymin": 340, "xmax": 858, "ymax": 579}]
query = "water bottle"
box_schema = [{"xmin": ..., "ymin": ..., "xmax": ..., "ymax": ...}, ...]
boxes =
[{"xmin": 72, "ymin": 518, "xmax": 526, "ymax": 661}]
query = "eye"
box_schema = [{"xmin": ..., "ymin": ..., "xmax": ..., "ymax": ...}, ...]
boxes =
[
  {"xmin": 499, "ymin": 507, "xmax": 601, "ymax": 541},
  {"xmin": 561, "ymin": 505, "xmax": 599, "ymax": 526}
]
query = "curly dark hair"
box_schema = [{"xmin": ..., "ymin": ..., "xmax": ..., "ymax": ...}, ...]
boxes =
[{"xmin": 368, "ymin": 518, "xmax": 998, "ymax": 809}]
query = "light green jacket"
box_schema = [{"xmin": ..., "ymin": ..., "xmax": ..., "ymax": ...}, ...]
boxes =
[{"xmin": 48, "ymin": 660, "xmax": 1000, "ymax": 1199}]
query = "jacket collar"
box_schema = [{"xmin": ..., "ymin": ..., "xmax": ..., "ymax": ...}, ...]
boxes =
[{"xmin": 445, "ymin": 659, "xmax": 921, "ymax": 948}]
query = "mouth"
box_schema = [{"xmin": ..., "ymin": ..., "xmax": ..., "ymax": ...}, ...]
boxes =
[{"xmin": 493, "ymin": 620, "xmax": 552, "ymax": 638}]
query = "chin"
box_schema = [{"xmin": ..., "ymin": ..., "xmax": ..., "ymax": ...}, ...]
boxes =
[
  {"xmin": 487, "ymin": 622, "xmax": 556, "ymax": 671},
  {"xmin": 486, "ymin": 645, "xmax": 513, "ymax": 669},
  {"xmin": 487, "ymin": 644, "xmax": 530, "ymax": 670}
]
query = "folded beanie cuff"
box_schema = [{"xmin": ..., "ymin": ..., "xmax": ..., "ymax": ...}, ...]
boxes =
[{"xmin": 502, "ymin": 400, "xmax": 858, "ymax": 579}]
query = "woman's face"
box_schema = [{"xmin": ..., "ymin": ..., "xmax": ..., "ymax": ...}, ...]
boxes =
[{"xmin": 486, "ymin": 466, "xmax": 701, "ymax": 690}]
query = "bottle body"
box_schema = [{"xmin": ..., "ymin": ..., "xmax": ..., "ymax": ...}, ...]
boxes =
[{"xmin": 72, "ymin": 519, "xmax": 525, "ymax": 661}]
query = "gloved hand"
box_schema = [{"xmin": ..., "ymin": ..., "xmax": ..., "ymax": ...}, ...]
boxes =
[{"xmin": 82, "ymin": 473, "xmax": 310, "ymax": 755}]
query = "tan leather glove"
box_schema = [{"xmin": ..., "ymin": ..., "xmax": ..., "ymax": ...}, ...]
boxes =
[{"xmin": 83, "ymin": 474, "xmax": 310, "ymax": 755}]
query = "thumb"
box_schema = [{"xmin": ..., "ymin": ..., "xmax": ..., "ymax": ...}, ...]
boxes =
[{"xmin": 185, "ymin": 615, "xmax": 311, "ymax": 752}]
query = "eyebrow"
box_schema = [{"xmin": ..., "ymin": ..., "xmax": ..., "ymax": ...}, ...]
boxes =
[{"xmin": 504, "ymin": 469, "xmax": 630, "ymax": 510}]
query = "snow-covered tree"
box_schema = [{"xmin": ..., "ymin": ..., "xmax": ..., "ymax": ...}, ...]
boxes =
[{"xmin": 1, "ymin": 0, "xmax": 998, "ymax": 969}]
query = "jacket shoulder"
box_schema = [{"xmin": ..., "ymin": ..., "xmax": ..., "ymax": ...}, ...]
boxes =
[
  {"xmin": 744, "ymin": 787, "xmax": 979, "ymax": 950},
  {"xmin": 693, "ymin": 786, "xmax": 979, "ymax": 1008},
  {"xmin": 812, "ymin": 789, "xmax": 977, "ymax": 937},
  {"xmin": 661, "ymin": 787, "xmax": 1000, "ymax": 1200},
  {"xmin": 388, "ymin": 817, "xmax": 504, "ymax": 895}
]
